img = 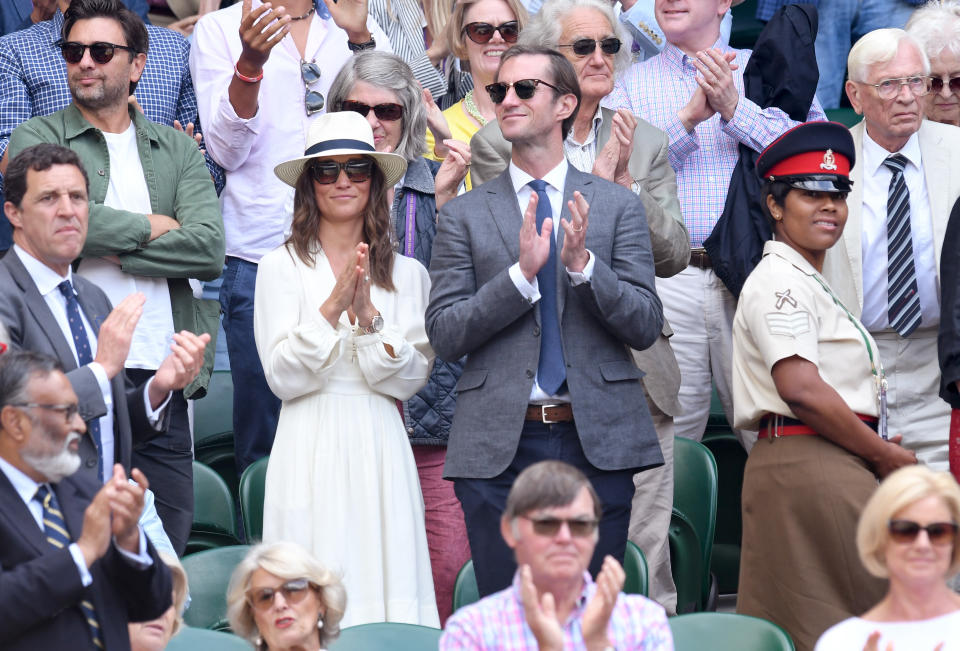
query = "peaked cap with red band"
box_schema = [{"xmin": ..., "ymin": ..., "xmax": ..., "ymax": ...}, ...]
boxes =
[{"xmin": 756, "ymin": 121, "xmax": 855, "ymax": 193}]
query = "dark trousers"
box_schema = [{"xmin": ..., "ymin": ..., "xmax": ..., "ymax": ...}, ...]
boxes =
[
  {"xmin": 220, "ymin": 256, "xmax": 281, "ymax": 474},
  {"xmin": 454, "ymin": 420, "xmax": 636, "ymax": 597},
  {"xmin": 127, "ymin": 368, "xmax": 193, "ymax": 556}
]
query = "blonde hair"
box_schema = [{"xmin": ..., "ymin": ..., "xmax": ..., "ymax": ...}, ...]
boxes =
[
  {"xmin": 446, "ymin": 0, "xmax": 530, "ymax": 61},
  {"xmin": 856, "ymin": 466, "xmax": 960, "ymax": 578},
  {"xmin": 159, "ymin": 553, "xmax": 189, "ymax": 637},
  {"xmin": 847, "ymin": 28, "xmax": 930, "ymax": 82}
]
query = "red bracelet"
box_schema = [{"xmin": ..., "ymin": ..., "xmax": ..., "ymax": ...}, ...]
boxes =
[{"xmin": 234, "ymin": 64, "xmax": 263, "ymax": 83}]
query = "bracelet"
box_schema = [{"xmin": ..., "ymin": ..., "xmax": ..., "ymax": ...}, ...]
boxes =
[
  {"xmin": 347, "ymin": 36, "xmax": 376, "ymax": 52},
  {"xmin": 234, "ymin": 64, "xmax": 263, "ymax": 83}
]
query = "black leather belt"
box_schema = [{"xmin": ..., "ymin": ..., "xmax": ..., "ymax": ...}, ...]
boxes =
[{"xmin": 689, "ymin": 249, "xmax": 711, "ymax": 269}]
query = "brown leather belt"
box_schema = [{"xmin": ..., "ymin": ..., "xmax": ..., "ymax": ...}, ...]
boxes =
[
  {"xmin": 689, "ymin": 248, "xmax": 712, "ymax": 269},
  {"xmin": 525, "ymin": 404, "xmax": 574, "ymax": 423}
]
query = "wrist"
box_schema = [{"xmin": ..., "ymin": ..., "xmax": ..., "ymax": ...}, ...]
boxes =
[
  {"xmin": 234, "ymin": 62, "xmax": 263, "ymax": 83},
  {"xmin": 347, "ymin": 31, "xmax": 374, "ymax": 48}
]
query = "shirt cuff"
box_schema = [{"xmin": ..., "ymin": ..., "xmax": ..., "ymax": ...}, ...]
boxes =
[
  {"xmin": 114, "ymin": 526, "xmax": 153, "ymax": 568},
  {"xmin": 143, "ymin": 377, "xmax": 171, "ymax": 429},
  {"xmin": 88, "ymin": 362, "xmax": 112, "ymax": 411},
  {"xmin": 566, "ymin": 250, "xmax": 594, "ymax": 285},
  {"xmin": 69, "ymin": 543, "xmax": 93, "ymax": 587},
  {"xmin": 509, "ymin": 262, "xmax": 541, "ymax": 303}
]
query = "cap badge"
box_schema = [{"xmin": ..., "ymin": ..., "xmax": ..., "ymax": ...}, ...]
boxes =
[{"xmin": 820, "ymin": 149, "xmax": 838, "ymax": 171}]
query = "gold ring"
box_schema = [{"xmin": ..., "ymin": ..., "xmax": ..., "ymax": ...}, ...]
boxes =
[
  {"xmin": 573, "ymin": 226, "xmax": 583, "ymax": 232},
  {"xmin": 364, "ymin": 275, "xmax": 370, "ymax": 282}
]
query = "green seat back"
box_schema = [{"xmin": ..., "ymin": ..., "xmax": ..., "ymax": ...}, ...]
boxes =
[
  {"xmin": 194, "ymin": 370, "xmax": 234, "ymax": 446},
  {"xmin": 729, "ymin": 0, "xmax": 764, "ymax": 50},
  {"xmin": 188, "ymin": 461, "xmax": 240, "ymax": 556},
  {"xmin": 825, "ymin": 107, "xmax": 862, "ymax": 128},
  {"xmin": 673, "ymin": 438, "xmax": 718, "ymax": 607},
  {"xmin": 166, "ymin": 626, "xmax": 251, "ymax": 650},
  {"xmin": 182, "ymin": 545, "xmax": 251, "ymax": 630},
  {"xmin": 669, "ymin": 612, "xmax": 795, "ymax": 651},
  {"xmin": 239, "ymin": 456, "xmax": 269, "ymax": 543},
  {"xmin": 669, "ymin": 510, "xmax": 704, "ymax": 614},
  {"xmin": 452, "ymin": 559, "xmax": 479, "ymax": 613},
  {"xmin": 623, "ymin": 540, "xmax": 649, "ymax": 597},
  {"xmin": 701, "ymin": 432, "xmax": 747, "ymax": 594},
  {"xmin": 331, "ymin": 623, "xmax": 442, "ymax": 650}
]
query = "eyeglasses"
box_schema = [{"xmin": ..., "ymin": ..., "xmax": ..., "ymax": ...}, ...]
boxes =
[
  {"xmin": 301, "ymin": 60, "xmax": 325, "ymax": 115},
  {"xmin": 929, "ymin": 75, "xmax": 960, "ymax": 95},
  {"xmin": 486, "ymin": 78, "xmax": 561, "ymax": 104},
  {"xmin": 309, "ymin": 159, "xmax": 374, "ymax": 184},
  {"xmin": 462, "ymin": 21, "xmax": 520, "ymax": 44},
  {"xmin": 862, "ymin": 76, "xmax": 930, "ymax": 100},
  {"xmin": 888, "ymin": 519, "xmax": 959, "ymax": 546},
  {"xmin": 56, "ymin": 40, "xmax": 137, "ymax": 65},
  {"xmin": 339, "ymin": 100, "xmax": 403, "ymax": 121},
  {"xmin": 246, "ymin": 578, "xmax": 317, "ymax": 611},
  {"xmin": 522, "ymin": 515, "xmax": 599, "ymax": 538},
  {"xmin": 558, "ymin": 37, "xmax": 622, "ymax": 57},
  {"xmin": 9, "ymin": 402, "xmax": 80, "ymax": 422}
]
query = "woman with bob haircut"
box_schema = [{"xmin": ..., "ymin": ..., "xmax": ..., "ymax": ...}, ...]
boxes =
[
  {"xmin": 816, "ymin": 466, "xmax": 960, "ymax": 650},
  {"xmin": 226, "ymin": 542, "xmax": 347, "ymax": 651},
  {"xmin": 127, "ymin": 553, "xmax": 190, "ymax": 651},
  {"xmin": 253, "ymin": 111, "xmax": 438, "ymax": 628}
]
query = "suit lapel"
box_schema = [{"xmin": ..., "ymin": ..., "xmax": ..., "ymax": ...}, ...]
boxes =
[
  {"xmin": 919, "ymin": 122, "xmax": 948, "ymax": 276},
  {"xmin": 485, "ymin": 171, "xmax": 523, "ymax": 262},
  {"xmin": 0, "ymin": 469, "xmax": 48, "ymax": 555},
  {"xmin": 848, "ymin": 120, "xmax": 866, "ymax": 310}
]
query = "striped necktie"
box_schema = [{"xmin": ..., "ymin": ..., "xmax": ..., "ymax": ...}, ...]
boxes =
[
  {"xmin": 35, "ymin": 484, "xmax": 104, "ymax": 649},
  {"xmin": 882, "ymin": 154, "xmax": 922, "ymax": 337}
]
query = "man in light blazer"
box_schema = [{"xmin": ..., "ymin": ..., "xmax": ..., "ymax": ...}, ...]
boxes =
[
  {"xmin": 822, "ymin": 28, "xmax": 960, "ymax": 471},
  {"xmin": 427, "ymin": 45, "xmax": 665, "ymax": 597}
]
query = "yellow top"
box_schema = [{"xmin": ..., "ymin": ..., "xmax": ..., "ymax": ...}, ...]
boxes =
[{"xmin": 424, "ymin": 100, "xmax": 480, "ymax": 191}]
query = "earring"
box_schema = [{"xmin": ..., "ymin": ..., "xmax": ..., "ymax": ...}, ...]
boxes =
[
  {"xmin": 773, "ymin": 211, "xmax": 782, "ymax": 221},
  {"xmin": 318, "ymin": 615, "xmax": 324, "ymax": 630},
  {"xmin": 255, "ymin": 635, "xmax": 263, "ymax": 647}
]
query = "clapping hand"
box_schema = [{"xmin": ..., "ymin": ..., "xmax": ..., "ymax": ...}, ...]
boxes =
[
  {"xmin": 559, "ymin": 191, "xmax": 590, "ymax": 273},
  {"xmin": 151, "ymin": 331, "xmax": 211, "ymax": 408},
  {"xmin": 692, "ymin": 49, "xmax": 740, "ymax": 122},
  {"xmin": 581, "ymin": 556, "xmax": 624, "ymax": 650},
  {"xmin": 320, "ymin": 243, "xmax": 380, "ymax": 328},
  {"xmin": 237, "ymin": 0, "xmax": 290, "ymax": 75},
  {"xmin": 519, "ymin": 564, "xmax": 564, "ymax": 651},
  {"xmin": 326, "ymin": 0, "xmax": 371, "ymax": 44},
  {"xmin": 592, "ymin": 109, "xmax": 636, "ymax": 189},
  {"xmin": 518, "ymin": 193, "xmax": 552, "ymax": 283},
  {"xmin": 435, "ymin": 139, "xmax": 470, "ymax": 210}
]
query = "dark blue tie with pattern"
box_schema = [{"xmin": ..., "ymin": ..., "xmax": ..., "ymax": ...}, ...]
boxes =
[{"xmin": 528, "ymin": 180, "xmax": 566, "ymax": 395}]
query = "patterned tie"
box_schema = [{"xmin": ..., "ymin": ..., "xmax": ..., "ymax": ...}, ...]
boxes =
[
  {"xmin": 57, "ymin": 280, "xmax": 103, "ymax": 482},
  {"xmin": 35, "ymin": 484, "xmax": 104, "ymax": 649},
  {"xmin": 528, "ymin": 180, "xmax": 566, "ymax": 395},
  {"xmin": 882, "ymin": 154, "xmax": 922, "ymax": 337}
]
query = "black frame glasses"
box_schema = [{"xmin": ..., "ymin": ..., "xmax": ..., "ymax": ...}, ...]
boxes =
[
  {"xmin": 558, "ymin": 37, "xmax": 622, "ymax": 57},
  {"xmin": 929, "ymin": 75, "xmax": 960, "ymax": 95},
  {"xmin": 888, "ymin": 519, "xmax": 959, "ymax": 546},
  {"xmin": 462, "ymin": 21, "xmax": 520, "ymax": 44},
  {"xmin": 56, "ymin": 40, "xmax": 137, "ymax": 65},
  {"xmin": 339, "ymin": 100, "xmax": 404, "ymax": 121},
  {"xmin": 522, "ymin": 515, "xmax": 599, "ymax": 538},
  {"xmin": 486, "ymin": 78, "xmax": 561, "ymax": 104},
  {"xmin": 246, "ymin": 578, "xmax": 317, "ymax": 612},
  {"xmin": 301, "ymin": 60, "xmax": 325, "ymax": 115},
  {"xmin": 9, "ymin": 402, "xmax": 80, "ymax": 422},
  {"xmin": 308, "ymin": 159, "xmax": 374, "ymax": 184}
]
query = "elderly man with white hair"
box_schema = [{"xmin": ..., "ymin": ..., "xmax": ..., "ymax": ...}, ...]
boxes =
[
  {"xmin": 822, "ymin": 27, "xmax": 960, "ymax": 472},
  {"xmin": 906, "ymin": 0, "xmax": 960, "ymax": 127}
]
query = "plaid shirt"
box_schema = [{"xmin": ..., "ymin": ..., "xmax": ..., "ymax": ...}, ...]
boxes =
[
  {"xmin": 0, "ymin": 10, "xmax": 224, "ymax": 193},
  {"xmin": 440, "ymin": 572, "xmax": 673, "ymax": 650},
  {"xmin": 605, "ymin": 39, "xmax": 824, "ymax": 247}
]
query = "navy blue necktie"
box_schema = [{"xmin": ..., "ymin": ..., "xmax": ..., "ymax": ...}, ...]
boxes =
[
  {"xmin": 528, "ymin": 180, "xmax": 566, "ymax": 395},
  {"xmin": 57, "ymin": 280, "xmax": 103, "ymax": 483},
  {"xmin": 35, "ymin": 484, "xmax": 104, "ymax": 649},
  {"xmin": 882, "ymin": 155, "xmax": 922, "ymax": 337}
]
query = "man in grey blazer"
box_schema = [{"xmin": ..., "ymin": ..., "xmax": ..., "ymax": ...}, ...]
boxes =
[
  {"xmin": 427, "ymin": 45, "xmax": 665, "ymax": 597},
  {"xmin": 469, "ymin": 0, "xmax": 686, "ymax": 612}
]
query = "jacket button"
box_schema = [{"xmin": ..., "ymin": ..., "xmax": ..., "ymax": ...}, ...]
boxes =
[
  {"xmin": 533, "ymin": 326, "xmax": 540, "ymax": 336},
  {"xmin": 406, "ymin": 427, "xmax": 414, "ymax": 434},
  {"xmin": 526, "ymin": 369, "xmax": 534, "ymax": 378},
  {"xmin": 85, "ymin": 459, "xmax": 96, "ymax": 467},
  {"xmin": 97, "ymin": 169, "xmax": 105, "ymax": 176}
]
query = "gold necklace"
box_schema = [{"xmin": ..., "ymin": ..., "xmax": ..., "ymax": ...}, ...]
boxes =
[{"xmin": 463, "ymin": 90, "xmax": 488, "ymax": 127}]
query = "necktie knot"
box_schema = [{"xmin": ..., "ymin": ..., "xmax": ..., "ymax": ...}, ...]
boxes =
[
  {"xmin": 528, "ymin": 179, "xmax": 548, "ymax": 194},
  {"xmin": 34, "ymin": 484, "xmax": 51, "ymax": 506},
  {"xmin": 57, "ymin": 279, "xmax": 75, "ymax": 301},
  {"xmin": 883, "ymin": 154, "xmax": 908, "ymax": 174}
]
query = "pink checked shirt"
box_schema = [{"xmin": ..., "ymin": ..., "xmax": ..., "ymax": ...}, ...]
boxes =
[
  {"xmin": 439, "ymin": 572, "xmax": 673, "ymax": 650},
  {"xmin": 605, "ymin": 39, "xmax": 825, "ymax": 247}
]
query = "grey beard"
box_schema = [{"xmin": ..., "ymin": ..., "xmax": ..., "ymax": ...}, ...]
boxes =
[{"xmin": 23, "ymin": 432, "xmax": 83, "ymax": 483}]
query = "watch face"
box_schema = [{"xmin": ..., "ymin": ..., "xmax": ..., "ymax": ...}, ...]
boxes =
[{"xmin": 371, "ymin": 315, "xmax": 384, "ymax": 332}]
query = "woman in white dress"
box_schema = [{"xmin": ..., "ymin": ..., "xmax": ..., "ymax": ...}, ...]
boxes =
[{"xmin": 253, "ymin": 111, "xmax": 439, "ymax": 629}]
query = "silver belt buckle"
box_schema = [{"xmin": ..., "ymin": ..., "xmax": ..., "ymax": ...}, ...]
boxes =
[{"xmin": 541, "ymin": 404, "xmax": 560, "ymax": 424}]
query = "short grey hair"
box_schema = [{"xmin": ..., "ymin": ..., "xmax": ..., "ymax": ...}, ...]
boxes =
[
  {"xmin": 0, "ymin": 351, "xmax": 63, "ymax": 413},
  {"xmin": 847, "ymin": 28, "xmax": 930, "ymax": 83},
  {"xmin": 519, "ymin": 0, "xmax": 631, "ymax": 77},
  {"xmin": 327, "ymin": 51, "xmax": 427, "ymax": 161},
  {"xmin": 906, "ymin": 0, "xmax": 960, "ymax": 65},
  {"xmin": 227, "ymin": 542, "xmax": 347, "ymax": 649}
]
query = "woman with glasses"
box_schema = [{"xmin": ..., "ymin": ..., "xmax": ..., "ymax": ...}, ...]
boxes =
[
  {"xmin": 327, "ymin": 51, "xmax": 470, "ymax": 626},
  {"xmin": 253, "ymin": 111, "xmax": 438, "ymax": 629},
  {"xmin": 227, "ymin": 542, "xmax": 347, "ymax": 651},
  {"xmin": 815, "ymin": 466, "xmax": 960, "ymax": 650},
  {"xmin": 424, "ymin": 0, "xmax": 529, "ymax": 190},
  {"xmin": 732, "ymin": 122, "xmax": 917, "ymax": 651},
  {"xmin": 907, "ymin": 1, "xmax": 960, "ymax": 127}
]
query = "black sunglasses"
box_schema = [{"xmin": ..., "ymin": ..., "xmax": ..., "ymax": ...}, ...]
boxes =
[
  {"xmin": 246, "ymin": 578, "xmax": 317, "ymax": 612},
  {"xmin": 888, "ymin": 519, "xmax": 959, "ymax": 546},
  {"xmin": 522, "ymin": 516, "xmax": 599, "ymax": 538},
  {"xmin": 462, "ymin": 21, "xmax": 520, "ymax": 44},
  {"xmin": 558, "ymin": 37, "xmax": 622, "ymax": 57},
  {"xmin": 309, "ymin": 159, "xmax": 374, "ymax": 184},
  {"xmin": 930, "ymin": 75, "xmax": 960, "ymax": 95},
  {"xmin": 301, "ymin": 59, "xmax": 325, "ymax": 115},
  {"xmin": 340, "ymin": 100, "xmax": 403, "ymax": 121},
  {"xmin": 56, "ymin": 40, "xmax": 137, "ymax": 65},
  {"xmin": 486, "ymin": 78, "xmax": 561, "ymax": 104}
]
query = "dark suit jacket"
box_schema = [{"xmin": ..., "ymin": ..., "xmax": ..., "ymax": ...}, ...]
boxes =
[
  {"xmin": 0, "ymin": 468, "xmax": 172, "ymax": 650},
  {"xmin": 0, "ymin": 251, "xmax": 162, "ymax": 480},
  {"xmin": 427, "ymin": 166, "xmax": 665, "ymax": 478}
]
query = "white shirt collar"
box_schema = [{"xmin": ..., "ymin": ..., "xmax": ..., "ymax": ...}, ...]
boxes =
[
  {"xmin": 863, "ymin": 129, "xmax": 922, "ymax": 177},
  {"xmin": 508, "ymin": 158, "xmax": 569, "ymax": 195},
  {"xmin": 13, "ymin": 244, "xmax": 73, "ymax": 298},
  {"xmin": 0, "ymin": 456, "xmax": 43, "ymax": 507}
]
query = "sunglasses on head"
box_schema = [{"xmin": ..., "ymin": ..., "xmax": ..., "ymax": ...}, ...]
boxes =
[
  {"xmin": 246, "ymin": 578, "xmax": 316, "ymax": 612},
  {"xmin": 486, "ymin": 78, "xmax": 561, "ymax": 104},
  {"xmin": 56, "ymin": 40, "xmax": 137, "ymax": 65},
  {"xmin": 340, "ymin": 100, "xmax": 403, "ymax": 121},
  {"xmin": 462, "ymin": 21, "xmax": 520, "ymax": 44},
  {"xmin": 301, "ymin": 60, "xmax": 325, "ymax": 115},
  {"xmin": 930, "ymin": 75, "xmax": 960, "ymax": 95},
  {"xmin": 522, "ymin": 515, "xmax": 599, "ymax": 538},
  {"xmin": 309, "ymin": 158, "xmax": 374, "ymax": 184},
  {"xmin": 888, "ymin": 519, "xmax": 958, "ymax": 546},
  {"xmin": 558, "ymin": 37, "xmax": 622, "ymax": 57}
]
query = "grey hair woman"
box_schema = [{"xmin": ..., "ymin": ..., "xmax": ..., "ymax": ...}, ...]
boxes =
[{"xmin": 906, "ymin": 0, "xmax": 960, "ymax": 126}]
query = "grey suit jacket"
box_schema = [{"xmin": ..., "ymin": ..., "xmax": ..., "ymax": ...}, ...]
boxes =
[
  {"xmin": 469, "ymin": 109, "xmax": 685, "ymax": 416},
  {"xmin": 0, "ymin": 251, "xmax": 160, "ymax": 480},
  {"xmin": 427, "ymin": 166, "xmax": 665, "ymax": 478}
]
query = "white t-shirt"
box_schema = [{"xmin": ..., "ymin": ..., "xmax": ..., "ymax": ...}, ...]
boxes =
[
  {"xmin": 815, "ymin": 610, "xmax": 960, "ymax": 651},
  {"xmin": 77, "ymin": 122, "xmax": 175, "ymax": 370}
]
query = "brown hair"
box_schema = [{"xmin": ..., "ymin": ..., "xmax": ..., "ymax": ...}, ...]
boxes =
[
  {"xmin": 284, "ymin": 158, "xmax": 395, "ymax": 291},
  {"xmin": 503, "ymin": 460, "xmax": 602, "ymax": 522},
  {"xmin": 497, "ymin": 44, "xmax": 581, "ymax": 141}
]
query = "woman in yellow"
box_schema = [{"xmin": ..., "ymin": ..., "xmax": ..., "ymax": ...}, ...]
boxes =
[{"xmin": 731, "ymin": 122, "xmax": 917, "ymax": 651}]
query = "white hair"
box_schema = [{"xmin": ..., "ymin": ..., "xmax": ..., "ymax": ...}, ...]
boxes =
[
  {"xmin": 906, "ymin": 0, "xmax": 960, "ymax": 64},
  {"xmin": 847, "ymin": 28, "xmax": 930, "ymax": 82}
]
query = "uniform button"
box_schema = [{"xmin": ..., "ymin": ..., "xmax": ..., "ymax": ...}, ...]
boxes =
[
  {"xmin": 526, "ymin": 369, "xmax": 534, "ymax": 378},
  {"xmin": 533, "ymin": 326, "xmax": 540, "ymax": 336}
]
